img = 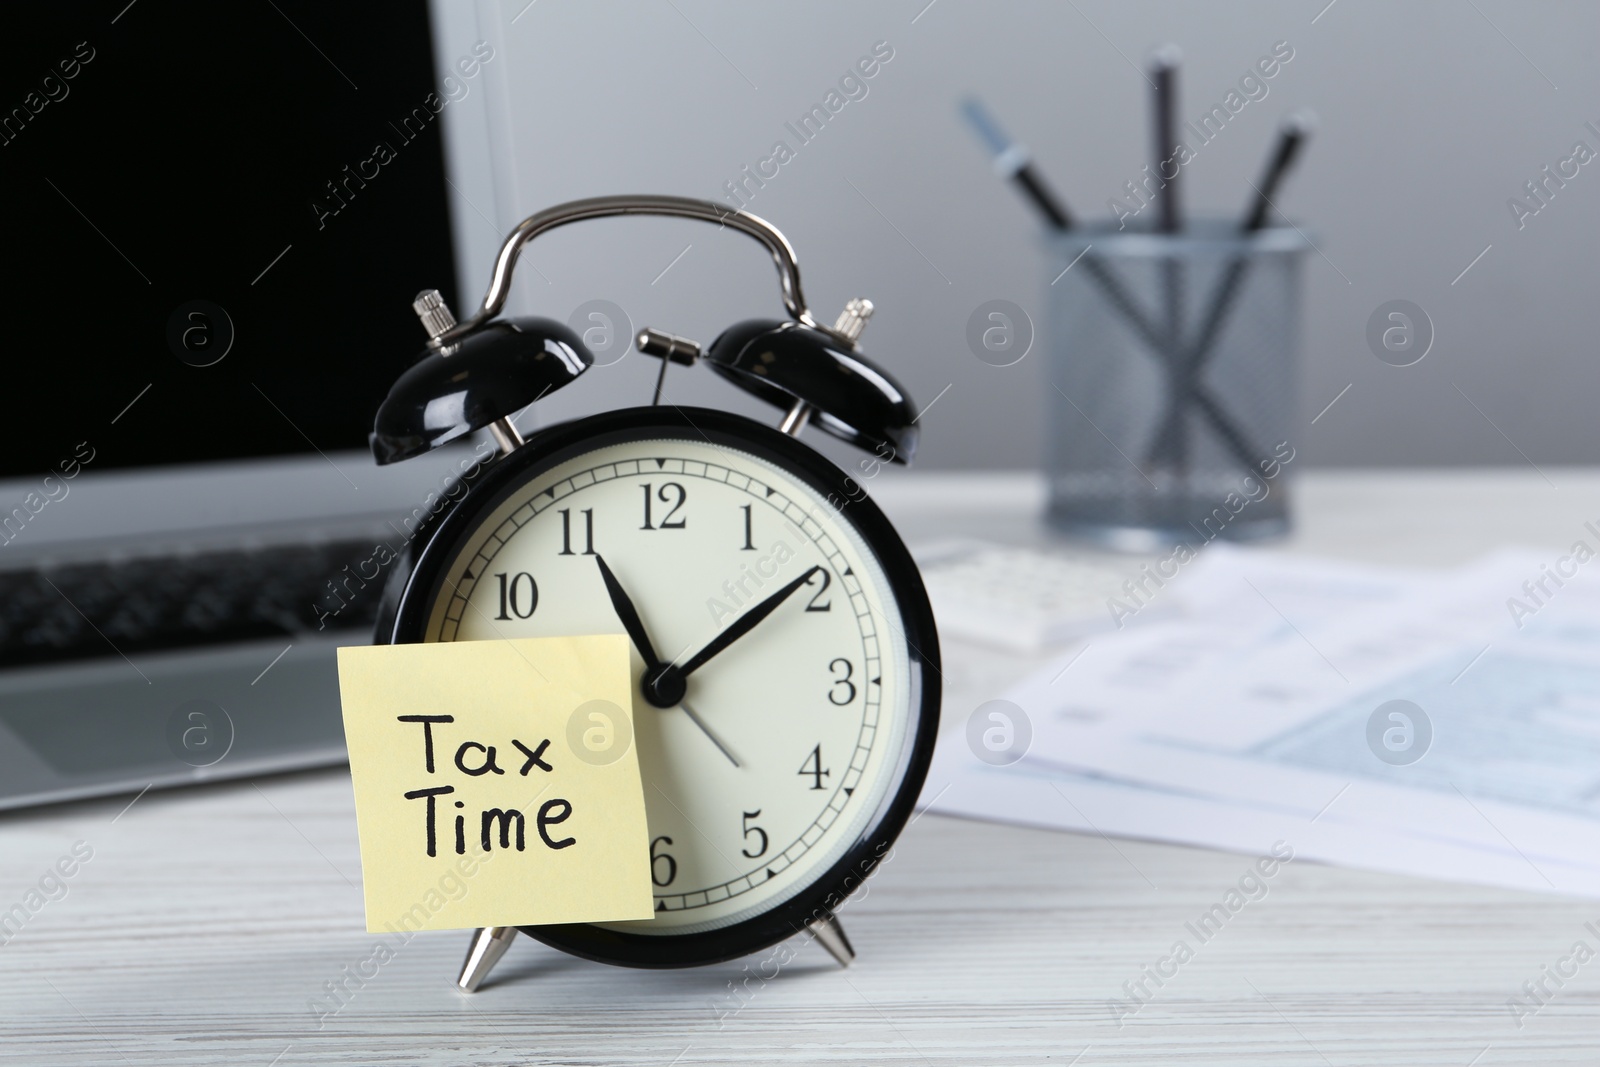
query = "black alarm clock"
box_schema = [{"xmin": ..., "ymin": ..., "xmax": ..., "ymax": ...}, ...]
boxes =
[{"xmin": 368, "ymin": 196, "xmax": 940, "ymax": 986}]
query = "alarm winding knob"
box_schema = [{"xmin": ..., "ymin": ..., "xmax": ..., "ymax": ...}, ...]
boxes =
[
  {"xmin": 831, "ymin": 298, "xmax": 874, "ymax": 345},
  {"xmin": 412, "ymin": 288, "xmax": 457, "ymax": 342}
]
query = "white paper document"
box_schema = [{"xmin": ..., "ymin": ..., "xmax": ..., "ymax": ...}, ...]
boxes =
[{"xmin": 922, "ymin": 546, "xmax": 1600, "ymax": 897}]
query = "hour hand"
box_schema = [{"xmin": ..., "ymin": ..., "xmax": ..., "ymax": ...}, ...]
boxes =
[{"xmin": 594, "ymin": 554, "xmax": 662, "ymax": 669}]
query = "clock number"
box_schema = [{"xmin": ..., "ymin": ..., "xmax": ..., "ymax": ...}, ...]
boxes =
[
  {"xmin": 640, "ymin": 482, "xmax": 687, "ymax": 530},
  {"xmin": 804, "ymin": 567, "xmax": 832, "ymax": 612},
  {"xmin": 798, "ymin": 744, "xmax": 831, "ymax": 790},
  {"xmin": 740, "ymin": 504, "xmax": 755, "ymax": 551},
  {"xmin": 828, "ymin": 657, "xmax": 856, "ymax": 706},
  {"xmin": 493, "ymin": 572, "xmax": 538, "ymax": 620},
  {"xmin": 650, "ymin": 835, "xmax": 677, "ymax": 887},
  {"xmin": 558, "ymin": 508, "xmax": 594, "ymax": 556},
  {"xmin": 740, "ymin": 810, "xmax": 768, "ymax": 858}
]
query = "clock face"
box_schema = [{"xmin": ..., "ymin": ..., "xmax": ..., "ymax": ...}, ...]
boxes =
[{"xmin": 397, "ymin": 409, "xmax": 938, "ymax": 954}]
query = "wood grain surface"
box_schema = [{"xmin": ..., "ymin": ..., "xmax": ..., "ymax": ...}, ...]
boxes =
[{"xmin": 3, "ymin": 471, "xmax": 1598, "ymax": 1064}]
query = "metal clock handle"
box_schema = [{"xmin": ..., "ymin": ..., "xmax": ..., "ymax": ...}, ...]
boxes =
[{"xmin": 435, "ymin": 195, "xmax": 821, "ymax": 347}]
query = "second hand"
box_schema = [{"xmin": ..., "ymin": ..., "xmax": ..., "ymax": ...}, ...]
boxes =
[{"xmin": 679, "ymin": 699, "xmax": 740, "ymax": 769}]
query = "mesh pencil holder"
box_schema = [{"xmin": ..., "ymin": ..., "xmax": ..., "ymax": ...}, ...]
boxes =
[{"xmin": 1044, "ymin": 220, "xmax": 1309, "ymax": 551}]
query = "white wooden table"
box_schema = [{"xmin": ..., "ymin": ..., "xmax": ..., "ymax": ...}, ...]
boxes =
[{"xmin": 4, "ymin": 470, "xmax": 1599, "ymax": 1065}]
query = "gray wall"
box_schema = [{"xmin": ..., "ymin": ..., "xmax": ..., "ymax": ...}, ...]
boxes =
[{"xmin": 442, "ymin": 0, "xmax": 1600, "ymax": 471}]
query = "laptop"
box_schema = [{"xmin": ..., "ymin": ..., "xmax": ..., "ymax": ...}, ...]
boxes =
[{"xmin": 0, "ymin": 1, "xmax": 503, "ymax": 810}]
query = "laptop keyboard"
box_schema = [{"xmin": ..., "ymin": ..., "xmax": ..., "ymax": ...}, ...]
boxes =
[{"xmin": 0, "ymin": 539, "xmax": 387, "ymax": 669}]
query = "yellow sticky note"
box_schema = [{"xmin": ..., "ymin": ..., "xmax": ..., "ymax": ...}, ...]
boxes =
[{"xmin": 336, "ymin": 635, "xmax": 653, "ymax": 932}]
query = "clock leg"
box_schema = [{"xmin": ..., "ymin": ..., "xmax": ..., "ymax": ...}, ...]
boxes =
[
  {"xmin": 809, "ymin": 911, "xmax": 856, "ymax": 968},
  {"xmin": 456, "ymin": 926, "xmax": 518, "ymax": 992}
]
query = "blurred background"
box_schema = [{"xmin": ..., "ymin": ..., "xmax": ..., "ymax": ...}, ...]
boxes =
[{"xmin": 444, "ymin": 0, "xmax": 1600, "ymax": 472}]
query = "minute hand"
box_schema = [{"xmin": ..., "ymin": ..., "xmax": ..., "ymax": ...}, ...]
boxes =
[{"xmin": 676, "ymin": 566, "xmax": 822, "ymax": 677}]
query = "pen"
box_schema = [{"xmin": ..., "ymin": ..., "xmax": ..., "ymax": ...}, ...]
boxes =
[
  {"xmin": 959, "ymin": 96, "xmax": 1073, "ymax": 231},
  {"xmin": 1149, "ymin": 45, "xmax": 1182, "ymax": 234},
  {"xmin": 1148, "ymin": 46, "xmax": 1188, "ymax": 471},
  {"xmin": 1242, "ymin": 110, "xmax": 1313, "ymax": 232},
  {"xmin": 1144, "ymin": 112, "xmax": 1315, "ymax": 468},
  {"xmin": 959, "ymin": 96, "xmax": 1167, "ymax": 374}
]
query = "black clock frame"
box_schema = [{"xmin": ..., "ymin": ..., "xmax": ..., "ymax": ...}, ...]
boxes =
[{"xmin": 374, "ymin": 405, "xmax": 941, "ymax": 969}]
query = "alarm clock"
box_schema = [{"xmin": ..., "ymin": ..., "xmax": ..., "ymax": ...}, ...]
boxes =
[{"xmin": 368, "ymin": 196, "xmax": 940, "ymax": 986}]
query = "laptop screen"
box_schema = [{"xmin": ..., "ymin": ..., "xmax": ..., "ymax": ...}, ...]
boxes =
[{"xmin": 2, "ymin": 0, "xmax": 457, "ymax": 477}]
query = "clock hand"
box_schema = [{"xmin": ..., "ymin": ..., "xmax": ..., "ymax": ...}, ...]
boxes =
[
  {"xmin": 596, "ymin": 556, "xmax": 739, "ymax": 770},
  {"xmin": 675, "ymin": 565, "xmax": 823, "ymax": 678},
  {"xmin": 680, "ymin": 699, "xmax": 740, "ymax": 768},
  {"xmin": 594, "ymin": 554, "xmax": 663, "ymax": 670}
]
